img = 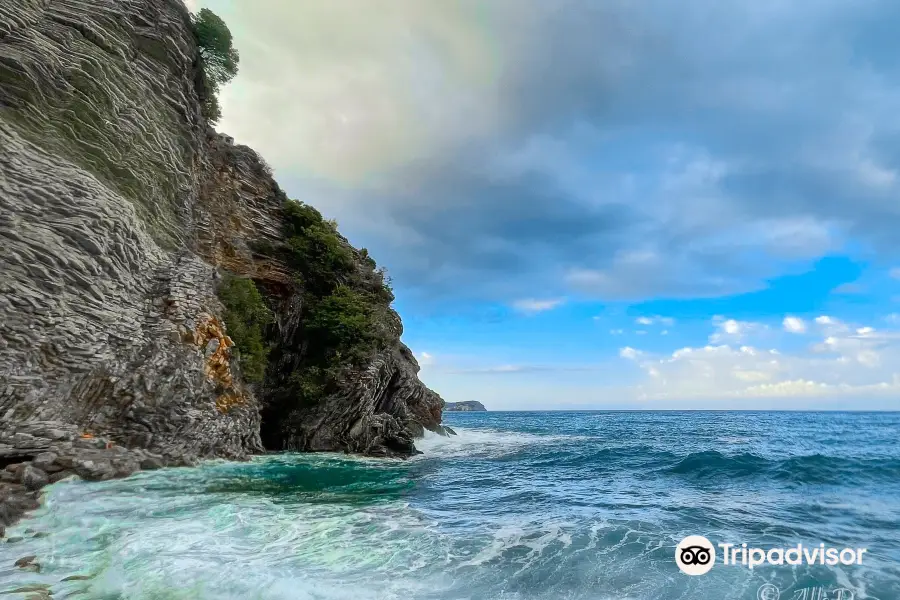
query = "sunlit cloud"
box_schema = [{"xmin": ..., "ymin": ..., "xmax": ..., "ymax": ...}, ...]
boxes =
[{"xmin": 511, "ymin": 298, "xmax": 565, "ymax": 314}]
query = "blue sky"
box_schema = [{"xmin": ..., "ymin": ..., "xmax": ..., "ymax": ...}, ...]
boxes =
[{"xmin": 191, "ymin": 0, "xmax": 900, "ymax": 410}]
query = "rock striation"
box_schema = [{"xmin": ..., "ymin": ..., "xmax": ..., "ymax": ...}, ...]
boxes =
[{"xmin": 0, "ymin": 0, "xmax": 443, "ymax": 531}]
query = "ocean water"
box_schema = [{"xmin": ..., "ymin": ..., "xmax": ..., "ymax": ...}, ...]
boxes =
[{"xmin": 1, "ymin": 411, "xmax": 899, "ymax": 599}]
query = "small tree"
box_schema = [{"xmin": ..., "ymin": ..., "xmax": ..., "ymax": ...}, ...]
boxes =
[{"xmin": 191, "ymin": 8, "xmax": 239, "ymax": 122}]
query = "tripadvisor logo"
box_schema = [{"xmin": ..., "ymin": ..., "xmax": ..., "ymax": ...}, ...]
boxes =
[
  {"xmin": 676, "ymin": 535, "xmax": 716, "ymax": 575},
  {"xmin": 675, "ymin": 536, "xmax": 868, "ymax": 575}
]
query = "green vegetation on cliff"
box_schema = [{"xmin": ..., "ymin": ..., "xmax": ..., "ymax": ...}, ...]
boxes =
[
  {"xmin": 188, "ymin": 11, "xmax": 394, "ymax": 405},
  {"xmin": 260, "ymin": 200, "xmax": 396, "ymax": 404},
  {"xmin": 191, "ymin": 8, "xmax": 239, "ymax": 123},
  {"xmin": 217, "ymin": 274, "xmax": 273, "ymax": 382}
]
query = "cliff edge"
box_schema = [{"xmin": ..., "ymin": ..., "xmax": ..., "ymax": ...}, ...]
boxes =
[{"xmin": 0, "ymin": 0, "xmax": 443, "ymax": 530}]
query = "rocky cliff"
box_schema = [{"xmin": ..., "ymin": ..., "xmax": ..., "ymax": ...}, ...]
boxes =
[{"xmin": 0, "ymin": 0, "xmax": 443, "ymax": 530}]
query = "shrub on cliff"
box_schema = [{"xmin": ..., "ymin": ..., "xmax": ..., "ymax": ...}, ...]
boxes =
[
  {"xmin": 191, "ymin": 8, "xmax": 239, "ymax": 123},
  {"xmin": 256, "ymin": 200, "xmax": 396, "ymax": 403},
  {"xmin": 217, "ymin": 274, "xmax": 273, "ymax": 382},
  {"xmin": 306, "ymin": 286, "xmax": 383, "ymax": 364}
]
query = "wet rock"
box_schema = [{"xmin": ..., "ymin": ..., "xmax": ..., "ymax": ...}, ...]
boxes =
[
  {"xmin": 14, "ymin": 554, "xmax": 37, "ymax": 568},
  {"xmin": 54, "ymin": 456, "xmax": 77, "ymax": 470},
  {"xmin": 6, "ymin": 536, "xmax": 24, "ymax": 543},
  {"xmin": 140, "ymin": 457, "xmax": 165, "ymax": 470},
  {"xmin": 113, "ymin": 461, "xmax": 140, "ymax": 478},
  {"xmin": 31, "ymin": 452, "xmax": 58, "ymax": 472},
  {"xmin": 48, "ymin": 470, "xmax": 75, "ymax": 484},
  {"xmin": 19, "ymin": 466, "xmax": 49, "ymax": 491},
  {"xmin": 62, "ymin": 574, "xmax": 93, "ymax": 581},
  {"xmin": 73, "ymin": 458, "xmax": 115, "ymax": 481},
  {"xmin": 444, "ymin": 426, "xmax": 457, "ymax": 436},
  {"xmin": 6, "ymin": 585, "xmax": 51, "ymax": 595}
]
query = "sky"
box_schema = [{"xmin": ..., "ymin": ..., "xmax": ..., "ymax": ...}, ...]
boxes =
[{"xmin": 187, "ymin": 0, "xmax": 900, "ymax": 410}]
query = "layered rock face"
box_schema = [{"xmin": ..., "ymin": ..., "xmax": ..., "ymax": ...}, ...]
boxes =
[
  {"xmin": 0, "ymin": 0, "xmax": 261, "ymax": 462},
  {"xmin": 0, "ymin": 0, "xmax": 443, "ymax": 527},
  {"xmin": 198, "ymin": 137, "xmax": 446, "ymax": 456}
]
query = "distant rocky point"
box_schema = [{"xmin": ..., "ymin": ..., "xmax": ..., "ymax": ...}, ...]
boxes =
[{"xmin": 443, "ymin": 401, "xmax": 487, "ymax": 412}]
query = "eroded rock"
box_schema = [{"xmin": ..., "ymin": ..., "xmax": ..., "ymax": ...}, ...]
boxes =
[
  {"xmin": 0, "ymin": 0, "xmax": 444, "ymax": 531},
  {"xmin": 18, "ymin": 466, "xmax": 48, "ymax": 491}
]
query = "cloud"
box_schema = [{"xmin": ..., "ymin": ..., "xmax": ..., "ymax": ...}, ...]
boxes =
[
  {"xmin": 832, "ymin": 281, "xmax": 866, "ymax": 295},
  {"xmin": 214, "ymin": 0, "xmax": 900, "ymax": 305},
  {"xmin": 635, "ymin": 315, "xmax": 675, "ymax": 326},
  {"xmin": 444, "ymin": 363, "xmax": 604, "ymax": 375},
  {"xmin": 511, "ymin": 298, "xmax": 565, "ymax": 314},
  {"xmin": 619, "ymin": 346, "xmax": 642, "ymax": 360},
  {"xmin": 783, "ymin": 316, "xmax": 807, "ymax": 333},
  {"xmin": 709, "ymin": 316, "xmax": 768, "ymax": 343},
  {"xmin": 418, "ymin": 351, "xmax": 434, "ymax": 366},
  {"xmin": 890, "ymin": 268, "xmax": 900, "ymax": 280},
  {"xmin": 623, "ymin": 315, "xmax": 900, "ymax": 400},
  {"xmin": 182, "ymin": 0, "xmax": 198, "ymax": 12}
]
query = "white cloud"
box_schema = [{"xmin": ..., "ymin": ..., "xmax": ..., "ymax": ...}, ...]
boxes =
[
  {"xmin": 857, "ymin": 159, "xmax": 897, "ymax": 189},
  {"xmin": 622, "ymin": 317, "xmax": 900, "ymax": 401},
  {"xmin": 609, "ymin": 329, "xmax": 624, "ymax": 335},
  {"xmin": 182, "ymin": 0, "xmax": 198, "ymax": 12},
  {"xmin": 782, "ymin": 316, "xmax": 807, "ymax": 334},
  {"xmin": 733, "ymin": 369, "xmax": 772, "ymax": 383},
  {"xmin": 511, "ymin": 298, "xmax": 565, "ymax": 314},
  {"xmin": 709, "ymin": 317, "xmax": 767, "ymax": 343},
  {"xmin": 891, "ymin": 268, "xmax": 900, "ymax": 280},
  {"xmin": 635, "ymin": 315, "xmax": 676, "ymax": 327},
  {"xmin": 619, "ymin": 347, "xmax": 641, "ymax": 360},
  {"xmin": 418, "ymin": 351, "xmax": 434, "ymax": 366}
]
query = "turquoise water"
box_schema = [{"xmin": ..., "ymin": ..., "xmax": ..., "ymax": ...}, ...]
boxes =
[{"xmin": 1, "ymin": 411, "xmax": 899, "ymax": 599}]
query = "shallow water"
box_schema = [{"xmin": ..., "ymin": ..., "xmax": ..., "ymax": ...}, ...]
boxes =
[{"xmin": 1, "ymin": 411, "xmax": 899, "ymax": 599}]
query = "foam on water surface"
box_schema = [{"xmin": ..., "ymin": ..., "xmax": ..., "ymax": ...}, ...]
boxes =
[{"xmin": 1, "ymin": 412, "xmax": 898, "ymax": 600}]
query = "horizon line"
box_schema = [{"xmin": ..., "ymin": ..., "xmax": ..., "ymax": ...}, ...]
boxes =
[{"xmin": 443, "ymin": 408, "xmax": 900, "ymax": 413}]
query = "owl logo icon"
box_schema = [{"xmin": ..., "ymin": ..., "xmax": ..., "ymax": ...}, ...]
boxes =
[{"xmin": 675, "ymin": 535, "xmax": 716, "ymax": 575}]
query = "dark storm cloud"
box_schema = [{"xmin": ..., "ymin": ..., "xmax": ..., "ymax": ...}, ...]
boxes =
[{"xmin": 224, "ymin": 0, "xmax": 900, "ymax": 305}]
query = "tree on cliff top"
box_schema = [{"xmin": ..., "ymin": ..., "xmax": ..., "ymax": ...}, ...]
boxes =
[{"xmin": 191, "ymin": 8, "xmax": 239, "ymax": 122}]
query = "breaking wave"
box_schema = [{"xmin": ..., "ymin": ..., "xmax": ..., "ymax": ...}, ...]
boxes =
[{"xmin": 1, "ymin": 411, "xmax": 898, "ymax": 600}]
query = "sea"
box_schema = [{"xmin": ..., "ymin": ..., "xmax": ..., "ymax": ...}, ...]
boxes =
[{"xmin": 1, "ymin": 411, "xmax": 898, "ymax": 599}]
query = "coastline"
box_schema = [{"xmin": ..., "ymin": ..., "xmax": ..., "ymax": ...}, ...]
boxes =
[{"xmin": 1, "ymin": 423, "xmax": 184, "ymax": 538}]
